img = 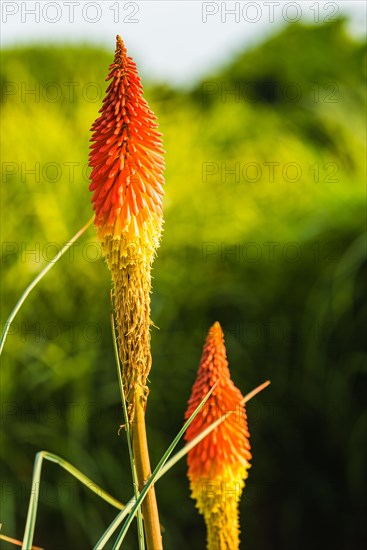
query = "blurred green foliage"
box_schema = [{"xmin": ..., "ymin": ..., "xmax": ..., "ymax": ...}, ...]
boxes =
[{"xmin": 1, "ymin": 19, "xmax": 366, "ymax": 550}]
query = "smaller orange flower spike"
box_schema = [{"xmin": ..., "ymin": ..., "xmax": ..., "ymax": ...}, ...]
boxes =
[{"xmin": 184, "ymin": 322, "xmax": 251, "ymax": 550}]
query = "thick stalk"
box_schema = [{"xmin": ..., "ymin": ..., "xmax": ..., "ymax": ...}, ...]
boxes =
[{"xmin": 131, "ymin": 386, "xmax": 163, "ymax": 550}]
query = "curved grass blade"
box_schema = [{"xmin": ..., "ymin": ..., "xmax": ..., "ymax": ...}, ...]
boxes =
[
  {"xmin": 0, "ymin": 217, "xmax": 93, "ymax": 356},
  {"xmin": 110, "ymin": 295, "xmax": 145, "ymax": 550},
  {"xmin": 112, "ymin": 380, "xmax": 219, "ymax": 549},
  {"xmin": 21, "ymin": 451, "xmax": 125, "ymax": 550}
]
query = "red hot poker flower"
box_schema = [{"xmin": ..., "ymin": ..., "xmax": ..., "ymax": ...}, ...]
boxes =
[
  {"xmin": 88, "ymin": 36, "xmax": 165, "ymax": 422},
  {"xmin": 184, "ymin": 322, "xmax": 251, "ymax": 550},
  {"xmin": 89, "ymin": 34, "xmax": 164, "ymax": 256}
]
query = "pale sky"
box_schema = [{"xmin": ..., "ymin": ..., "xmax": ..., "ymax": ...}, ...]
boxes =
[{"xmin": 1, "ymin": 1, "xmax": 366, "ymax": 86}]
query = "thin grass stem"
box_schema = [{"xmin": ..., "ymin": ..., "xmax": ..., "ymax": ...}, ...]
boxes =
[
  {"xmin": 0, "ymin": 217, "xmax": 94, "ymax": 356},
  {"xmin": 110, "ymin": 298, "xmax": 145, "ymax": 550}
]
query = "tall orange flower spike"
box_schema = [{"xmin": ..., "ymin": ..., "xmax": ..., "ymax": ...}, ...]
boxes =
[
  {"xmin": 184, "ymin": 322, "xmax": 252, "ymax": 550},
  {"xmin": 89, "ymin": 36, "xmax": 164, "ymax": 421}
]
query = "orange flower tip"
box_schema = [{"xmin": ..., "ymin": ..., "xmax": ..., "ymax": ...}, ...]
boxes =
[
  {"xmin": 210, "ymin": 321, "xmax": 223, "ymax": 335},
  {"xmin": 204, "ymin": 321, "xmax": 225, "ymax": 349},
  {"xmin": 89, "ymin": 34, "xmax": 165, "ymax": 247},
  {"xmin": 114, "ymin": 35, "xmax": 126, "ymax": 66}
]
